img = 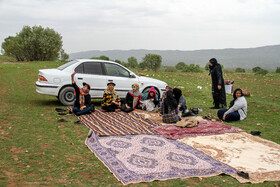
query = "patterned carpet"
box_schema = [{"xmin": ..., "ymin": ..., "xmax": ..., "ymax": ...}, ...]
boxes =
[
  {"xmin": 85, "ymin": 130, "xmax": 237, "ymax": 185},
  {"xmin": 179, "ymin": 132, "xmax": 280, "ymax": 183},
  {"xmin": 78, "ymin": 109, "xmax": 159, "ymax": 136},
  {"xmin": 152, "ymin": 120, "xmax": 240, "ymax": 140}
]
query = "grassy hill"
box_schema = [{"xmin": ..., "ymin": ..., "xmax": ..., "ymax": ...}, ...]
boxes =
[{"xmin": 0, "ymin": 57, "xmax": 279, "ymax": 186}]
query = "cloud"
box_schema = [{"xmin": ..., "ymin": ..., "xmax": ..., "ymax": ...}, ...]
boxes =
[{"xmin": 0, "ymin": 0, "xmax": 280, "ymax": 53}]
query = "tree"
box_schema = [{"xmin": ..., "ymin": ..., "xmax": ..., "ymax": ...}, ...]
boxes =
[
  {"xmin": 139, "ymin": 61, "xmax": 148, "ymax": 70},
  {"xmin": 1, "ymin": 25, "xmax": 63, "ymax": 61},
  {"xmin": 175, "ymin": 62, "xmax": 186, "ymax": 70},
  {"xmin": 99, "ymin": 55, "xmax": 110, "ymax": 60},
  {"xmin": 235, "ymin": 67, "xmax": 246, "ymax": 72},
  {"xmin": 127, "ymin": 56, "xmax": 138, "ymax": 68},
  {"xmin": 91, "ymin": 55, "xmax": 110, "ymax": 60},
  {"xmin": 255, "ymin": 69, "xmax": 268, "ymax": 75},
  {"xmin": 276, "ymin": 67, "xmax": 280, "ymax": 73},
  {"xmin": 252, "ymin": 66, "xmax": 262, "ymax": 73},
  {"xmin": 142, "ymin": 54, "xmax": 162, "ymax": 72},
  {"xmin": 205, "ymin": 62, "xmax": 210, "ymax": 71},
  {"xmin": 60, "ymin": 49, "xmax": 69, "ymax": 62},
  {"xmin": 182, "ymin": 64, "xmax": 202, "ymax": 73}
]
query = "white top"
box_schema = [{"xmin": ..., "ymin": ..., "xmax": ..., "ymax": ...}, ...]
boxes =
[{"xmin": 224, "ymin": 96, "xmax": 247, "ymax": 120}]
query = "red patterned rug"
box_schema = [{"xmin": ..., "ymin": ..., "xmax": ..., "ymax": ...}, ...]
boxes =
[
  {"xmin": 152, "ymin": 120, "xmax": 240, "ymax": 140},
  {"xmin": 78, "ymin": 109, "xmax": 159, "ymax": 136}
]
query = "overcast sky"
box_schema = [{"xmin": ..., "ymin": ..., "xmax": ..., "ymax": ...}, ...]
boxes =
[{"xmin": 0, "ymin": 0, "xmax": 280, "ymax": 53}]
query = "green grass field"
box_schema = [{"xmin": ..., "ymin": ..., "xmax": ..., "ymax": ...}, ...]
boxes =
[{"xmin": 0, "ymin": 59, "xmax": 279, "ymax": 186}]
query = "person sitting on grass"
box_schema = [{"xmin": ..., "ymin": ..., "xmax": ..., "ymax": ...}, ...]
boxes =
[
  {"xmin": 173, "ymin": 88, "xmax": 188, "ymax": 113},
  {"xmin": 141, "ymin": 87, "xmax": 159, "ymax": 111},
  {"xmin": 217, "ymin": 88, "xmax": 247, "ymax": 122},
  {"xmin": 162, "ymin": 90, "xmax": 179, "ymax": 123},
  {"xmin": 162, "ymin": 85, "xmax": 173, "ymax": 101},
  {"xmin": 71, "ymin": 72, "xmax": 94, "ymax": 116},
  {"xmin": 121, "ymin": 83, "xmax": 142, "ymax": 113},
  {"xmin": 101, "ymin": 82, "xmax": 121, "ymax": 112}
]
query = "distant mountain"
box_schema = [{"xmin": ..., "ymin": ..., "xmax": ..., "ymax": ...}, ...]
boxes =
[{"xmin": 69, "ymin": 45, "xmax": 280, "ymax": 70}]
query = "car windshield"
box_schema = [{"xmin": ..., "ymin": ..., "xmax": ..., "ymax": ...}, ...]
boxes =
[{"xmin": 57, "ymin": 60, "xmax": 78, "ymax": 70}]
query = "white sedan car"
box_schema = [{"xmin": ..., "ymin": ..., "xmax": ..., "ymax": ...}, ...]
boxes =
[{"xmin": 35, "ymin": 59, "xmax": 167, "ymax": 105}]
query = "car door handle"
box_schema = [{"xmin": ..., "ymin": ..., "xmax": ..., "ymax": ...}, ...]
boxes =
[
  {"xmin": 78, "ymin": 77, "xmax": 83, "ymax": 80},
  {"xmin": 108, "ymin": 79, "xmax": 113, "ymax": 81}
]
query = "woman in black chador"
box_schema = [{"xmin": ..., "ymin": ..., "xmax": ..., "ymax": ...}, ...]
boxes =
[{"xmin": 209, "ymin": 58, "xmax": 226, "ymax": 109}]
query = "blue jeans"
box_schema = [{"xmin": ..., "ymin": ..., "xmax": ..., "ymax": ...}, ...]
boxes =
[
  {"xmin": 217, "ymin": 109, "xmax": 240, "ymax": 122},
  {"xmin": 73, "ymin": 106, "xmax": 92, "ymax": 116}
]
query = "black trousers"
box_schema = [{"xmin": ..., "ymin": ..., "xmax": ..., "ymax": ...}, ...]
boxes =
[
  {"xmin": 121, "ymin": 103, "xmax": 134, "ymax": 113},
  {"xmin": 102, "ymin": 104, "xmax": 119, "ymax": 112}
]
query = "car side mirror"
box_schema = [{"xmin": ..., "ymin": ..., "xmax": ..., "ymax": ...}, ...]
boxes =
[{"xmin": 129, "ymin": 73, "xmax": 136, "ymax": 78}]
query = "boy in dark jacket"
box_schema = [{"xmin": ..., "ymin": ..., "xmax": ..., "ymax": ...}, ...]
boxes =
[{"xmin": 71, "ymin": 72, "xmax": 94, "ymax": 116}]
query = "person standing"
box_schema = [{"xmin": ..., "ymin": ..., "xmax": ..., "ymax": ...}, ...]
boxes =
[
  {"xmin": 209, "ymin": 58, "xmax": 227, "ymax": 109},
  {"xmin": 71, "ymin": 72, "xmax": 94, "ymax": 116}
]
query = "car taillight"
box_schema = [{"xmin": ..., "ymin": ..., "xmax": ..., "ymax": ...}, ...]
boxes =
[{"xmin": 38, "ymin": 75, "xmax": 47, "ymax": 81}]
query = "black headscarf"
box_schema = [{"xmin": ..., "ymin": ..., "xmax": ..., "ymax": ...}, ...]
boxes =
[
  {"xmin": 209, "ymin": 58, "xmax": 218, "ymax": 74},
  {"xmin": 163, "ymin": 90, "xmax": 178, "ymax": 114},
  {"xmin": 229, "ymin": 88, "xmax": 244, "ymax": 108},
  {"xmin": 173, "ymin": 88, "xmax": 182, "ymax": 104}
]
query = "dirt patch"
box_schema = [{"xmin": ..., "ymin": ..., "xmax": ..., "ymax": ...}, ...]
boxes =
[
  {"xmin": 10, "ymin": 147, "xmax": 25, "ymax": 153},
  {"xmin": 60, "ymin": 134, "xmax": 68, "ymax": 138},
  {"xmin": 78, "ymin": 172, "xmax": 95, "ymax": 181},
  {"xmin": 39, "ymin": 143, "xmax": 51, "ymax": 149}
]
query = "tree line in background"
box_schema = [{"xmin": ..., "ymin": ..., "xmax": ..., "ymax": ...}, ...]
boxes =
[
  {"xmin": 1, "ymin": 25, "xmax": 279, "ymax": 74},
  {"xmin": 91, "ymin": 55, "xmax": 279, "ymax": 75}
]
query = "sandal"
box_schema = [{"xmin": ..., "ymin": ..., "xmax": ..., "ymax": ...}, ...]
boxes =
[{"xmin": 237, "ymin": 171, "xmax": 249, "ymax": 179}]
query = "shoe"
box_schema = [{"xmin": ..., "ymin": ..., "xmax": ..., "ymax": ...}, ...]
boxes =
[
  {"xmin": 58, "ymin": 119, "xmax": 68, "ymax": 123},
  {"xmin": 55, "ymin": 108, "xmax": 66, "ymax": 112},
  {"xmin": 250, "ymin": 131, "xmax": 261, "ymax": 136},
  {"xmin": 210, "ymin": 106, "xmax": 219, "ymax": 109},
  {"xmin": 203, "ymin": 115, "xmax": 211, "ymax": 120},
  {"xmin": 74, "ymin": 120, "xmax": 82, "ymax": 124},
  {"xmin": 237, "ymin": 171, "xmax": 249, "ymax": 179},
  {"xmin": 58, "ymin": 112, "xmax": 67, "ymax": 116}
]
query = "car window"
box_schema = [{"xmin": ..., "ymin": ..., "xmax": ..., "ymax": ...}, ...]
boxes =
[
  {"xmin": 75, "ymin": 63, "xmax": 84, "ymax": 73},
  {"xmin": 104, "ymin": 63, "xmax": 129, "ymax": 77},
  {"xmin": 57, "ymin": 60, "xmax": 78, "ymax": 70},
  {"xmin": 75, "ymin": 62, "xmax": 103, "ymax": 75},
  {"xmin": 84, "ymin": 62, "xmax": 103, "ymax": 75}
]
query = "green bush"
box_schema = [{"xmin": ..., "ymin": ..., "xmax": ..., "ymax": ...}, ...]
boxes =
[
  {"xmin": 175, "ymin": 62, "xmax": 186, "ymax": 70},
  {"xmin": 205, "ymin": 62, "xmax": 210, "ymax": 71},
  {"xmin": 0, "ymin": 55, "xmax": 17, "ymax": 62},
  {"xmin": 235, "ymin": 67, "xmax": 246, "ymax": 72},
  {"xmin": 255, "ymin": 69, "xmax": 269, "ymax": 75},
  {"xmin": 182, "ymin": 64, "xmax": 202, "ymax": 73},
  {"xmin": 164, "ymin": 66, "xmax": 177, "ymax": 72},
  {"xmin": 276, "ymin": 67, "xmax": 280, "ymax": 73},
  {"xmin": 223, "ymin": 69, "xmax": 234, "ymax": 73},
  {"xmin": 252, "ymin": 66, "xmax": 262, "ymax": 72},
  {"xmin": 127, "ymin": 56, "xmax": 138, "ymax": 68}
]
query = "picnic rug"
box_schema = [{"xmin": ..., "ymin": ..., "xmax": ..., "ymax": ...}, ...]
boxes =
[
  {"xmin": 78, "ymin": 109, "xmax": 159, "ymax": 136},
  {"xmin": 85, "ymin": 130, "xmax": 238, "ymax": 185},
  {"xmin": 152, "ymin": 120, "xmax": 240, "ymax": 140},
  {"xmin": 179, "ymin": 132, "xmax": 280, "ymax": 183}
]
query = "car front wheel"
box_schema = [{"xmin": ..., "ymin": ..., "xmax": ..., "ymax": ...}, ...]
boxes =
[{"xmin": 59, "ymin": 86, "xmax": 75, "ymax": 106}]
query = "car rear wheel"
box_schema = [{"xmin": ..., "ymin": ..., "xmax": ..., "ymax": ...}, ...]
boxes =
[{"xmin": 59, "ymin": 86, "xmax": 75, "ymax": 106}]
